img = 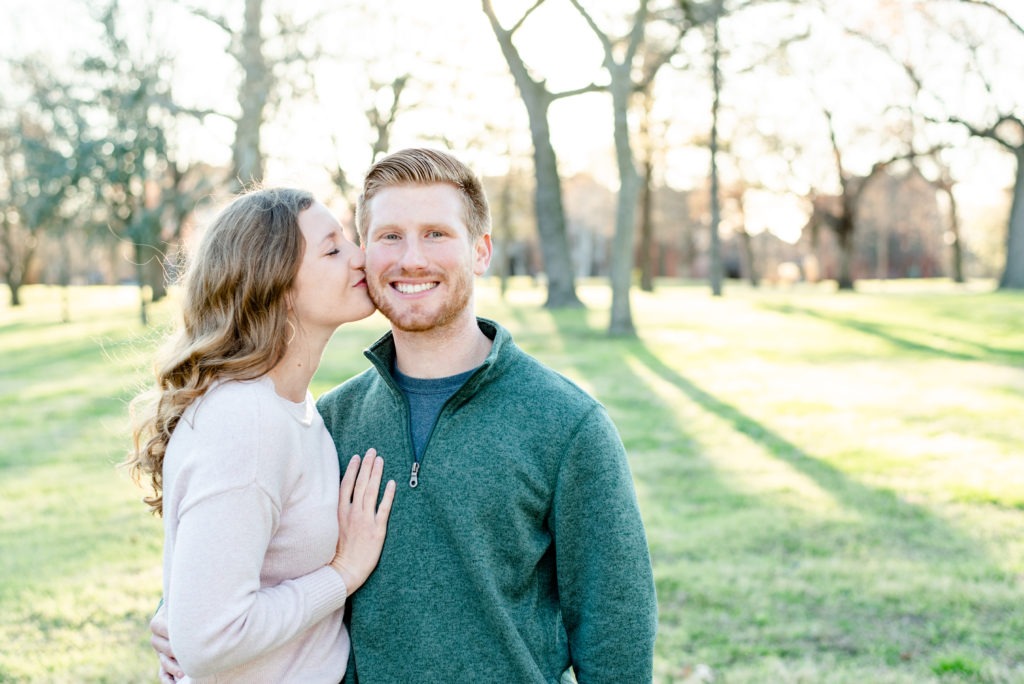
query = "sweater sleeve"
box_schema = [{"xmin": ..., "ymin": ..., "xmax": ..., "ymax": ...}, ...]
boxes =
[
  {"xmin": 552, "ymin": 405, "xmax": 658, "ymax": 684},
  {"xmin": 165, "ymin": 388, "xmax": 348, "ymax": 679},
  {"xmin": 168, "ymin": 484, "xmax": 348, "ymax": 678}
]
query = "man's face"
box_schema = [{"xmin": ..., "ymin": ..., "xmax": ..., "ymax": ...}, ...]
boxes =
[{"xmin": 363, "ymin": 183, "xmax": 491, "ymax": 333}]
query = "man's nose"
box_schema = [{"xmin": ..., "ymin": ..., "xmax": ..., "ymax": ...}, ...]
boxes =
[{"xmin": 398, "ymin": 239, "xmax": 428, "ymax": 270}]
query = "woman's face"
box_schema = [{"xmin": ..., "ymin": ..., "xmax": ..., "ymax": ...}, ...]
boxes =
[{"xmin": 289, "ymin": 201, "xmax": 375, "ymax": 333}]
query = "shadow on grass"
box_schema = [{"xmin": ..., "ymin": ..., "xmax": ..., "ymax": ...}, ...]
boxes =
[
  {"xmin": 532, "ymin": 307, "xmax": 1021, "ymax": 673},
  {"xmin": 543, "ymin": 309, "xmax": 944, "ymax": 533},
  {"xmin": 761, "ymin": 302, "xmax": 1024, "ymax": 366}
]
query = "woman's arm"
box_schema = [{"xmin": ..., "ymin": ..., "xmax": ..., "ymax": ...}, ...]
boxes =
[{"xmin": 164, "ymin": 451, "xmax": 393, "ymax": 679}]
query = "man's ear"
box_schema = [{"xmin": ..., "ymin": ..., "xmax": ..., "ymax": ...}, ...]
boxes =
[{"xmin": 473, "ymin": 234, "xmax": 493, "ymax": 276}]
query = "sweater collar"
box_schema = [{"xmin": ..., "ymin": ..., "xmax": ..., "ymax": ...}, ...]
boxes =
[{"xmin": 363, "ymin": 318, "xmax": 512, "ymax": 398}]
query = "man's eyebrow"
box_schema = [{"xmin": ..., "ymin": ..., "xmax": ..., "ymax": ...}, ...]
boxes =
[
  {"xmin": 368, "ymin": 223, "xmax": 399, "ymax": 235},
  {"xmin": 370, "ymin": 222, "xmax": 453, "ymax": 234}
]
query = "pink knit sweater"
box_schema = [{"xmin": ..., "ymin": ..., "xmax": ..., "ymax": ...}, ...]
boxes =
[{"xmin": 161, "ymin": 376, "xmax": 349, "ymax": 682}]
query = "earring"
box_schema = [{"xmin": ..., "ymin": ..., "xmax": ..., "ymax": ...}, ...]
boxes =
[{"xmin": 285, "ymin": 319, "xmax": 297, "ymax": 345}]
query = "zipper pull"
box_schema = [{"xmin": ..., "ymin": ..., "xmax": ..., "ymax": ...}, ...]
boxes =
[{"xmin": 409, "ymin": 461, "xmax": 420, "ymax": 488}]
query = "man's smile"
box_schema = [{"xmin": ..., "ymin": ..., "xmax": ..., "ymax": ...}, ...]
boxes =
[{"xmin": 393, "ymin": 282, "xmax": 439, "ymax": 294}]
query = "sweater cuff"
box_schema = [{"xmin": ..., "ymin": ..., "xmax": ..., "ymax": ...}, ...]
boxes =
[{"xmin": 304, "ymin": 566, "xmax": 349, "ymax": 624}]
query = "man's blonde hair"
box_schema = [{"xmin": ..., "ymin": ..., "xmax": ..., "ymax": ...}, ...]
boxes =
[{"xmin": 356, "ymin": 148, "xmax": 491, "ymax": 243}]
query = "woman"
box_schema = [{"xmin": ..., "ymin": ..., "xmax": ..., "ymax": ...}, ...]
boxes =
[{"xmin": 126, "ymin": 187, "xmax": 395, "ymax": 682}]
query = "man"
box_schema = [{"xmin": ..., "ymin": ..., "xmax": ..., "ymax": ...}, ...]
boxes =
[{"xmin": 154, "ymin": 148, "xmax": 657, "ymax": 682}]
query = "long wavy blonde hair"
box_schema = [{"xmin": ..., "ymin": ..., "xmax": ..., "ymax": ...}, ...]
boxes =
[{"xmin": 126, "ymin": 187, "xmax": 313, "ymax": 515}]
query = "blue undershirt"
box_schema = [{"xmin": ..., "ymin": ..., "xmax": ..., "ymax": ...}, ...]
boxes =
[{"xmin": 391, "ymin": 364, "xmax": 477, "ymax": 460}]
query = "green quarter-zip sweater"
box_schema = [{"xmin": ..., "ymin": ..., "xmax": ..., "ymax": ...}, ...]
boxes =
[{"xmin": 317, "ymin": 319, "xmax": 657, "ymax": 683}]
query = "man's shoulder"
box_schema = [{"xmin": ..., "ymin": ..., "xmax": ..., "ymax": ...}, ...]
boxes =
[{"xmin": 500, "ymin": 345, "xmax": 601, "ymax": 411}]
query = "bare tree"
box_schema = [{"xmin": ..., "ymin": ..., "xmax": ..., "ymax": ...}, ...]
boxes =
[
  {"xmin": 0, "ymin": 115, "xmax": 60, "ymax": 307},
  {"xmin": 568, "ymin": 0, "xmax": 681, "ymax": 334},
  {"xmin": 0, "ymin": 54, "xmax": 103, "ymax": 311},
  {"xmin": 947, "ymin": 114, "xmax": 1024, "ymax": 288},
  {"xmin": 932, "ymin": 161, "xmax": 965, "ymax": 283},
  {"xmin": 481, "ymin": 0, "xmax": 597, "ymax": 309},
  {"xmin": 846, "ymin": 1, "xmax": 1024, "ymax": 287},
  {"xmin": 637, "ymin": 84, "xmax": 660, "ymax": 292},
  {"xmin": 805, "ymin": 104, "xmax": 944, "ymax": 290},
  {"xmin": 326, "ymin": 73, "xmax": 412, "ymax": 237},
  {"xmin": 184, "ymin": 0, "xmax": 326, "ymax": 189},
  {"xmin": 706, "ymin": 0, "xmax": 724, "ymax": 296}
]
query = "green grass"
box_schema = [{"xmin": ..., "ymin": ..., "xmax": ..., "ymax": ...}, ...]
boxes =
[{"xmin": 2, "ymin": 279, "xmax": 1023, "ymax": 683}]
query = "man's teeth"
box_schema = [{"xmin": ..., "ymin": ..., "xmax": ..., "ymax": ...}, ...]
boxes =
[{"xmin": 394, "ymin": 282, "xmax": 437, "ymax": 294}]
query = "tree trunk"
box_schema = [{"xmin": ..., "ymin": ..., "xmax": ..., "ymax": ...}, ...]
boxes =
[
  {"xmin": 940, "ymin": 181, "xmax": 965, "ymax": 283},
  {"xmin": 497, "ymin": 169, "xmax": 513, "ymax": 299},
  {"xmin": 998, "ymin": 149, "xmax": 1024, "ymax": 289},
  {"xmin": 233, "ymin": 0, "xmax": 268, "ymax": 189},
  {"xmin": 708, "ymin": 147, "xmax": 723, "ymax": 296},
  {"xmin": 1, "ymin": 239, "xmax": 23, "ymax": 307},
  {"xmin": 879, "ymin": 178, "xmax": 895, "ymax": 280},
  {"xmin": 708, "ymin": 3, "xmax": 723, "ymax": 297},
  {"xmin": 740, "ymin": 229, "xmax": 759, "ymax": 287},
  {"xmin": 58, "ymin": 235, "xmax": 71, "ymax": 323},
  {"xmin": 608, "ymin": 71, "xmax": 639, "ymax": 336},
  {"xmin": 527, "ymin": 95, "xmax": 583, "ymax": 309},
  {"xmin": 134, "ymin": 243, "xmax": 150, "ymax": 326},
  {"xmin": 836, "ymin": 223, "xmax": 855, "ymax": 291},
  {"xmin": 638, "ymin": 159, "xmax": 655, "ymax": 292},
  {"xmin": 145, "ymin": 245, "xmax": 168, "ymax": 302},
  {"xmin": 8, "ymin": 281, "xmax": 22, "ymax": 307},
  {"xmin": 1, "ymin": 220, "xmax": 34, "ymax": 307},
  {"xmin": 481, "ymin": 0, "xmax": 582, "ymax": 310}
]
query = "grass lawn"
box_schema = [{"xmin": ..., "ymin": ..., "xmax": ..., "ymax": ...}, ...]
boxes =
[{"xmin": 1, "ymin": 279, "xmax": 1022, "ymax": 683}]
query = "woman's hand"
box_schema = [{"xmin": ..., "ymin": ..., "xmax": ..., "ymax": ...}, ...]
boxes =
[
  {"xmin": 150, "ymin": 603, "xmax": 184, "ymax": 682},
  {"xmin": 330, "ymin": 448, "xmax": 396, "ymax": 594}
]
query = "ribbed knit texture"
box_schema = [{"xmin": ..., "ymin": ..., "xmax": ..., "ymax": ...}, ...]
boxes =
[
  {"xmin": 162, "ymin": 376, "xmax": 350, "ymax": 683},
  {"xmin": 317, "ymin": 319, "xmax": 657, "ymax": 683}
]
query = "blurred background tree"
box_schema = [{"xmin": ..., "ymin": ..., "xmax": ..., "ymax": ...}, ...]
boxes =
[{"xmin": 0, "ymin": 0, "xmax": 1020, "ymax": 328}]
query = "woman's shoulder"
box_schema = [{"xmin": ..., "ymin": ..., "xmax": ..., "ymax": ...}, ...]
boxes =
[
  {"xmin": 187, "ymin": 376, "xmax": 273, "ymax": 423},
  {"xmin": 167, "ymin": 377, "xmax": 288, "ymax": 509}
]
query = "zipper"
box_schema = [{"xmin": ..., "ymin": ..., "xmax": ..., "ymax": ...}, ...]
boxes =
[{"xmin": 367, "ymin": 337, "xmax": 494, "ymax": 490}]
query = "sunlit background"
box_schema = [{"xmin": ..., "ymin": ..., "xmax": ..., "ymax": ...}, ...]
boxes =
[
  {"xmin": 3, "ymin": 3, "xmax": 1024, "ymax": 682},
  {"xmin": 2, "ymin": 0, "xmax": 1020, "ymax": 291}
]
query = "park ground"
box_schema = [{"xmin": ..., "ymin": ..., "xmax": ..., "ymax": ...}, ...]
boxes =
[{"xmin": 1, "ymin": 278, "xmax": 1022, "ymax": 683}]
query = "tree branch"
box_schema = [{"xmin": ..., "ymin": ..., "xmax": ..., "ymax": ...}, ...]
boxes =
[
  {"xmin": 510, "ymin": 0, "xmax": 548, "ymax": 35},
  {"xmin": 566, "ymin": 0, "xmax": 614, "ymax": 62},
  {"xmin": 550, "ymin": 82, "xmax": 606, "ymax": 100},
  {"xmin": 183, "ymin": 5, "xmax": 232, "ymax": 35},
  {"xmin": 624, "ymin": 0, "xmax": 651, "ymax": 67},
  {"xmin": 944, "ymin": 113, "xmax": 1023, "ymax": 153},
  {"xmin": 482, "ymin": 0, "xmax": 546, "ymax": 95},
  {"xmin": 638, "ymin": 42, "xmax": 679, "ymax": 89},
  {"xmin": 948, "ymin": 0, "xmax": 1024, "ymax": 36}
]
